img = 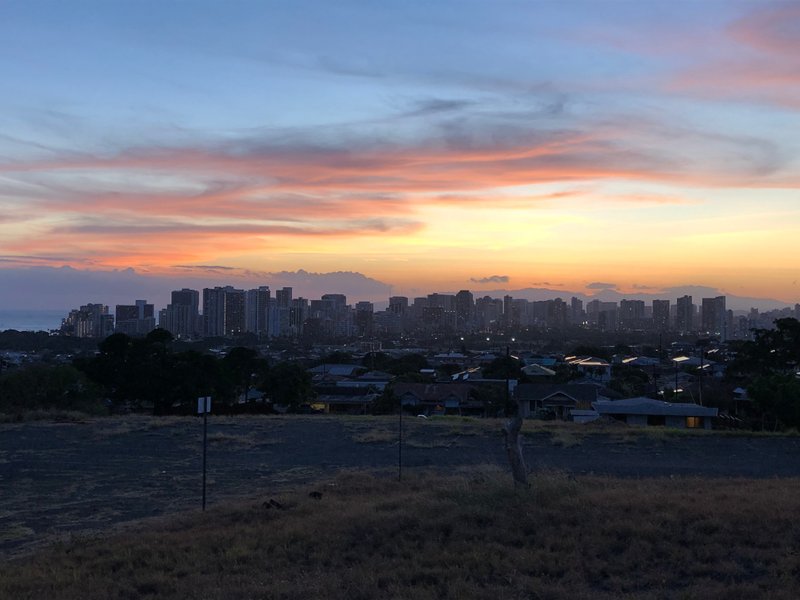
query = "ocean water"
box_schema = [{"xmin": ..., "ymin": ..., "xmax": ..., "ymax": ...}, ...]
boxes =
[{"xmin": 0, "ymin": 310, "xmax": 66, "ymax": 332}]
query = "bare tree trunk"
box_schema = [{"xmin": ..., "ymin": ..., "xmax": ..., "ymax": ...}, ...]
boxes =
[{"xmin": 503, "ymin": 414, "xmax": 528, "ymax": 487}]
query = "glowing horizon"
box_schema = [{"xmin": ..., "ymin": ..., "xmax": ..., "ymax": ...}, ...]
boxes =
[{"xmin": 1, "ymin": 2, "xmax": 799, "ymax": 304}]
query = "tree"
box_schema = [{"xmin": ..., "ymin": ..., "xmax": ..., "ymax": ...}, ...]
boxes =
[
  {"xmin": 222, "ymin": 347, "xmax": 267, "ymax": 404},
  {"xmin": 0, "ymin": 364, "xmax": 102, "ymax": 414},
  {"xmin": 318, "ymin": 351, "xmax": 353, "ymax": 365},
  {"xmin": 482, "ymin": 355, "xmax": 522, "ymax": 380},
  {"xmin": 386, "ymin": 353, "xmax": 430, "ymax": 377},
  {"xmin": 569, "ymin": 345, "xmax": 611, "ymax": 360},
  {"xmin": 362, "ymin": 351, "xmax": 392, "ymax": 371},
  {"xmin": 729, "ymin": 318, "xmax": 800, "ymax": 378},
  {"xmin": 727, "ymin": 318, "xmax": 800, "ymax": 430},
  {"xmin": 749, "ymin": 374, "xmax": 800, "ymax": 431},
  {"xmin": 75, "ymin": 331, "xmax": 178, "ymax": 414},
  {"xmin": 608, "ymin": 364, "xmax": 651, "ymax": 398},
  {"xmin": 259, "ymin": 362, "xmax": 313, "ymax": 412}
]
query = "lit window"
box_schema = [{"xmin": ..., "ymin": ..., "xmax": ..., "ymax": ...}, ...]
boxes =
[{"xmin": 685, "ymin": 416, "xmax": 702, "ymax": 428}]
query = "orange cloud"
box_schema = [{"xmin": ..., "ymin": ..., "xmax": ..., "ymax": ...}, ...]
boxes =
[{"xmin": 1, "ymin": 108, "xmax": 796, "ymax": 273}]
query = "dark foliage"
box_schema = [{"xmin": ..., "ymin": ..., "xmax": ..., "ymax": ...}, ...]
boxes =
[
  {"xmin": 0, "ymin": 364, "xmax": 103, "ymax": 414},
  {"xmin": 727, "ymin": 318, "xmax": 800, "ymax": 429}
]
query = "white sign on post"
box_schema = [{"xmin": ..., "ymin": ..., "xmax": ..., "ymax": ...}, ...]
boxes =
[{"xmin": 197, "ymin": 396, "xmax": 211, "ymax": 414}]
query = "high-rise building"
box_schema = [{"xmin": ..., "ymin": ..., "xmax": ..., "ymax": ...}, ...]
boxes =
[
  {"xmin": 652, "ymin": 299, "xmax": 670, "ymax": 331},
  {"xmin": 548, "ymin": 298, "xmax": 567, "ymax": 328},
  {"xmin": 355, "ymin": 301, "xmax": 374, "ymax": 337},
  {"xmin": 569, "ymin": 297, "xmax": 584, "ymax": 325},
  {"xmin": 322, "ymin": 294, "xmax": 347, "ymax": 311},
  {"xmin": 273, "ymin": 287, "xmax": 293, "ymax": 337},
  {"xmin": 115, "ymin": 299, "xmax": 156, "ymax": 336},
  {"xmin": 245, "ymin": 286, "xmax": 271, "ymax": 335},
  {"xmin": 503, "ymin": 295, "xmax": 514, "ymax": 328},
  {"xmin": 455, "ymin": 290, "xmax": 474, "ymax": 332},
  {"xmin": 203, "ymin": 286, "xmax": 245, "ymax": 337},
  {"xmin": 288, "ymin": 297, "xmax": 308, "ymax": 337},
  {"xmin": 619, "ymin": 299, "xmax": 646, "ymax": 330},
  {"xmin": 676, "ymin": 295, "xmax": 694, "ymax": 333},
  {"xmin": 60, "ymin": 303, "xmax": 114, "ymax": 338},
  {"xmin": 160, "ymin": 288, "xmax": 199, "ymax": 339},
  {"xmin": 586, "ymin": 300, "xmax": 617, "ymax": 331},
  {"xmin": 701, "ymin": 296, "xmax": 727, "ymax": 338},
  {"xmin": 321, "ymin": 294, "xmax": 351, "ymax": 338},
  {"xmin": 389, "ymin": 296, "xmax": 408, "ymax": 316},
  {"xmin": 475, "ymin": 296, "xmax": 503, "ymax": 331}
]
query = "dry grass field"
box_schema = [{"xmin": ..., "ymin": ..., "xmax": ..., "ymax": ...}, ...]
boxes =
[
  {"xmin": 3, "ymin": 415, "xmax": 800, "ymax": 599},
  {"xmin": 2, "ymin": 467, "xmax": 799, "ymax": 599}
]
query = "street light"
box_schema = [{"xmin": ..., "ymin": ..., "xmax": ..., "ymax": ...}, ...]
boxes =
[{"xmin": 672, "ymin": 356, "xmax": 690, "ymax": 399}]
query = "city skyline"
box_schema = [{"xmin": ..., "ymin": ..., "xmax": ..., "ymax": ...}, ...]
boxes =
[
  {"xmin": 2, "ymin": 2, "xmax": 800, "ymax": 302},
  {"xmin": 53, "ymin": 282, "xmax": 800, "ymax": 343}
]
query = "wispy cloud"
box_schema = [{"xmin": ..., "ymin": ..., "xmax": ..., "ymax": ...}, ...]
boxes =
[
  {"xmin": 0, "ymin": 112, "xmax": 790, "ymax": 270},
  {"xmin": 587, "ymin": 282, "xmax": 617, "ymax": 290},
  {"xmin": 471, "ymin": 275, "xmax": 509, "ymax": 284},
  {"xmin": 668, "ymin": 4, "xmax": 800, "ymax": 109},
  {"xmin": 173, "ymin": 265, "xmax": 237, "ymax": 272}
]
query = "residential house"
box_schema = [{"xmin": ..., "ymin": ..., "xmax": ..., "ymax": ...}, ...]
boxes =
[
  {"xmin": 516, "ymin": 383, "xmax": 598, "ymax": 420},
  {"xmin": 393, "ymin": 382, "xmax": 476, "ymax": 416},
  {"xmin": 592, "ymin": 397, "xmax": 717, "ymax": 429}
]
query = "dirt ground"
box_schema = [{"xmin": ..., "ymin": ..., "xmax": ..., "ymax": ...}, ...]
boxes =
[{"xmin": 2, "ymin": 415, "xmax": 799, "ymax": 557}]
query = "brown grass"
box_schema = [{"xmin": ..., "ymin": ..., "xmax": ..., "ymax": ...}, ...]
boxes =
[{"xmin": 2, "ymin": 468, "xmax": 799, "ymax": 599}]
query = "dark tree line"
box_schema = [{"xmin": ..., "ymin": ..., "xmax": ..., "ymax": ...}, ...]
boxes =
[{"xmin": 0, "ymin": 331, "xmax": 313, "ymax": 416}]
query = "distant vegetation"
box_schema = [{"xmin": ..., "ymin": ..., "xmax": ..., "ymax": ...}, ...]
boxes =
[
  {"xmin": 728, "ymin": 318, "xmax": 800, "ymax": 429},
  {"xmin": 2, "ymin": 319, "xmax": 800, "ymax": 431},
  {"xmin": 0, "ymin": 330, "xmax": 310, "ymax": 416}
]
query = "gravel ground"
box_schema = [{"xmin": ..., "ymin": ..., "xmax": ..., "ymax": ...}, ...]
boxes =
[{"xmin": 2, "ymin": 415, "xmax": 799, "ymax": 557}]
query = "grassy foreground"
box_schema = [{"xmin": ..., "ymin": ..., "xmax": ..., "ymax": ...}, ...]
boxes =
[{"xmin": 2, "ymin": 468, "xmax": 799, "ymax": 600}]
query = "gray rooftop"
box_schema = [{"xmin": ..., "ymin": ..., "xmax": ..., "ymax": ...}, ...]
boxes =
[{"xmin": 593, "ymin": 397, "xmax": 718, "ymax": 417}]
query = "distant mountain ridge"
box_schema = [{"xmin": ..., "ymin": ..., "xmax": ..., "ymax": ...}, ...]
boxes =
[{"xmin": 0, "ymin": 265, "xmax": 795, "ymax": 313}]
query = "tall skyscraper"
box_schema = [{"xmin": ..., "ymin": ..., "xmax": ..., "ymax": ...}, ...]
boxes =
[
  {"xmin": 61, "ymin": 303, "xmax": 113, "ymax": 338},
  {"xmin": 224, "ymin": 288, "xmax": 246, "ymax": 336},
  {"xmin": 619, "ymin": 299, "xmax": 645, "ymax": 330},
  {"xmin": 355, "ymin": 301, "xmax": 374, "ymax": 337},
  {"xmin": 203, "ymin": 286, "xmax": 245, "ymax": 337},
  {"xmin": 652, "ymin": 299, "xmax": 670, "ymax": 331},
  {"xmin": 676, "ymin": 295, "xmax": 694, "ymax": 333},
  {"xmin": 503, "ymin": 295, "xmax": 513, "ymax": 328},
  {"xmin": 701, "ymin": 296, "xmax": 727, "ymax": 338},
  {"xmin": 388, "ymin": 296, "xmax": 408, "ymax": 316},
  {"xmin": 115, "ymin": 299, "xmax": 155, "ymax": 336},
  {"xmin": 245, "ymin": 286, "xmax": 270, "ymax": 335},
  {"xmin": 570, "ymin": 296, "xmax": 584, "ymax": 325},
  {"xmin": 274, "ymin": 287, "xmax": 293, "ymax": 337},
  {"xmin": 161, "ymin": 288, "xmax": 199, "ymax": 339},
  {"xmin": 455, "ymin": 290, "xmax": 474, "ymax": 332},
  {"xmin": 321, "ymin": 294, "xmax": 350, "ymax": 338}
]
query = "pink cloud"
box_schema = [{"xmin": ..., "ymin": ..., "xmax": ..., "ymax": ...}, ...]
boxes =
[
  {"xmin": 0, "ymin": 108, "xmax": 795, "ymax": 270},
  {"xmin": 669, "ymin": 4, "xmax": 800, "ymax": 109}
]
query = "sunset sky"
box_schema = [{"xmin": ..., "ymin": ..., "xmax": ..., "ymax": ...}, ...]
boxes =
[{"xmin": 1, "ymin": 1, "xmax": 799, "ymax": 305}]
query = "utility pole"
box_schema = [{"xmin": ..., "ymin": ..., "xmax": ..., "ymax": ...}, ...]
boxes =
[
  {"xmin": 398, "ymin": 397, "xmax": 403, "ymax": 481},
  {"xmin": 198, "ymin": 396, "xmax": 211, "ymax": 510}
]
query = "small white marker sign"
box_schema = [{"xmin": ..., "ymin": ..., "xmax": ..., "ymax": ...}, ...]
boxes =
[{"xmin": 197, "ymin": 396, "xmax": 211, "ymax": 414}]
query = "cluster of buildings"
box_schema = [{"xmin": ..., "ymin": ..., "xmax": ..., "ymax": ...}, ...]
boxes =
[
  {"xmin": 300, "ymin": 350, "xmax": 721, "ymax": 430},
  {"xmin": 58, "ymin": 285, "xmax": 800, "ymax": 341}
]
